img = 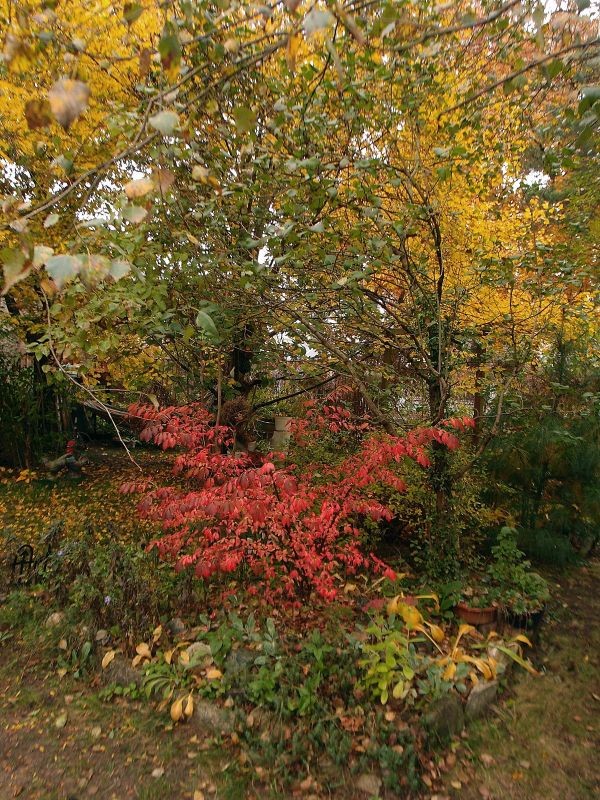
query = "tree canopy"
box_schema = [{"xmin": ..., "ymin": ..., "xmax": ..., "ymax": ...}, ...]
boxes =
[{"xmin": 1, "ymin": 0, "xmax": 598, "ymax": 437}]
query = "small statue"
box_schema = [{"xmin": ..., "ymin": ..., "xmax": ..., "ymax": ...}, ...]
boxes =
[{"xmin": 43, "ymin": 439, "xmax": 88, "ymax": 477}]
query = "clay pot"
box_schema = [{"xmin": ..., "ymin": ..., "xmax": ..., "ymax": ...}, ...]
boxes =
[{"xmin": 454, "ymin": 601, "xmax": 498, "ymax": 626}]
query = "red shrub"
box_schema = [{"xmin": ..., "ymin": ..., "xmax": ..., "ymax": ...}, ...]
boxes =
[{"xmin": 123, "ymin": 402, "xmax": 473, "ymax": 605}]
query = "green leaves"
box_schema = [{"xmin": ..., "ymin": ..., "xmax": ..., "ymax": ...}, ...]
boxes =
[
  {"xmin": 123, "ymin": 2, "xmax": 144, "ymax": 25},
  {"xmin": 109, "ymin": 260, "xmax": 132, "ymax": 280},
  {"xmin": 45, "ymin": 254, "xmax": 132, "ymax": 290},
  {"xmin": 123, "ymin": 206, "xmax": 148, "ymax": 224},
  {"xmin": 149, "ymin": 110, "xmax": 179, "ymax": 136},
  {"xmin": 1, "ymin": 247, "xmax": 27, "ymax": 295},
  {"xmin": 579, "ymin": 86, "xmax": 600, "ymax": 115},
  {"xmin": 233, "ymin": 106, "xmax": 256, "ymax": 134},
  {"xmin": 45, "ymin": 255, "xmax": 82, "ymax": 290},
  {"xmin": 158, "ymin": 27, "xmax": 181, "ymax": 72},
  {"xmin": 195, "ymin": 309, "xmax": 219, "ymax": 340}
]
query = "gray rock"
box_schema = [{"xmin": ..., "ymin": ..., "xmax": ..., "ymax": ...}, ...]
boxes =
[
  {"xmin": 95, "ymin": 629, "xmax": 109, "ymax": 643},
  {"xmin": 224, "ymin": 646, "xmax": 256, "ymax": 677},
  {"xmin": 191, "ymin": 699, "xmax": 234, "ymax": 735},
  {"xmin": 186, "ymin": 642, "xmax": 212, "ymax": 663},
  {"xmin": 465, "ymin": 680, "xmax": 498, "ymax": 721},
  {"xmin": 45, "ymin": 611, "xmax": 65, "ymax": 628},
  {"xmin": 100, "ymin": 655, "xmax": 142, "ymax": 688},
  {"xmin": 356, "ymin": 773, "xmax": 382, "ymax": 796},
  {"xmin": 422, "ymin": 693, "xmax": 464, "ymax": 742}
]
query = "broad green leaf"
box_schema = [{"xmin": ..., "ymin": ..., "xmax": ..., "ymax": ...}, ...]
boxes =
[
  {"xmin": 495, "ymin": 644, "xmax": 539, "ymax": 675},
  {"xmin": 233, "ymin": 106, "xmax": 256, "ymax": 134},
  {"xmin": 33, "ymin": 245, "xmax": 54, "ymax": 268},
  {"xmin": 195, "ymin": 309, "xmax": 219, "ymax": 339},
  {"xmin": 579, "ymin": 86, "xmax": 600, "ymax": 114},
  {"xmin": 109, "ymin": 259, "xmax": 132, "ymax": 280},
  {"xmin": 149, "ymin": 110, "xmax": 179, "ymax": 136},
  {"xmin": 123, "ymin": 205, "xmax": 148, "ymax": 223},
  {"xmin": 158, "ymin": 30, "xmax": 181, "ymax": 70},
  {"xmin": 45, "ymin": 255, "xmax": 82, "ymax": 289},
  {"xmin": 1, "ymin": 247, "xmax": 28, "ymax": 294},
  {"xmin": 123, "ymin": 2, "xmax": 144, "ymax": 24},
  {"xmin": 392, "ymin": 680, "xmax": 404, "ymax": 699}
]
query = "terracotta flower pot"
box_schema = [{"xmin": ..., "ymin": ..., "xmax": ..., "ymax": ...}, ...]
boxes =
[{"xmin": 454, "ymin": 601, "xmax": 498, "ymax": 626}]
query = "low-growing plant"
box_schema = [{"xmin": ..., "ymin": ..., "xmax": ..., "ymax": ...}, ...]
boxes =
[
  {"xmin": 44, "ymin": 531, "xmax": 194, "ymax": 636},
  {"xmin": 357, "ymin": 593, "xmax": 538, "ymax": 706},
  {"xmin": 488, "ymin": 526, "xmax": 550, "ymax": 614},
  {"xmin": 357, "ymin": 617, "xmax": 420, "ymax": 704},
  {"xmin": 57, "ymin": 640, "xmax": 93, "ymax": 679}
]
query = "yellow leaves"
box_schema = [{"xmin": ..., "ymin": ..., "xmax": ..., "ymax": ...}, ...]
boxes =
[
  {"xmin": 170, "ymin": 696, "xmax": 184, "ymax": 722},
  {"xmin": 442, "ymin": 661, "xmax": 457, "ymax": 681},
  {"xmin": 427, "ymin": 623, "xmax": 445, "ymax": 644},
  {"xmin": 286, "ymin": 34, "xmax": 301, "ymax": 73},
  {"xmin": 101, "ymin": 650, "xmax": 116, "ymax": 669},
  {"xmin": 135, "ymin": 642, "xmax": 152, "ymax": 659},
  {"xmin": 452, "ymin": 624, "xmax": 478, "ymax": 655},
  {"xmin": 132, "ymin": 641, "xmax": 152, "ymax": 667},
  {"xmin": 513, "ymin": 634, "xmax": 533, "ymax": 648},
  {"xmin": 458, "ymin": 653, "xmax": 496, "ymax": 681},
  {"xmin": 16, "ymin": 469, "xmax": 35, "ymax": 483},
  {"xmin": 224, "ymin": 38, "xmax": 240, "ymax": 54},
  {"xmin": 387, "ymin": 598, "xmax": 423, "ymax": 630},
  {"xmin": 170, "ymin": 693, "xmax": 194, "ymax": 723},
  {"xmin": 152, "ymin": 625, "xmax": 163, "ymax": 644},
  {"xmin": 191, "ymin": 166, "xmax": 221, "ymax": 192},
  {"xmin": 48, "ymin": 78, "xmax": 90, "ymax": 130},
  {"xmin": 206, "ymin": 667, "xmax": 223, "ymax": 680}
]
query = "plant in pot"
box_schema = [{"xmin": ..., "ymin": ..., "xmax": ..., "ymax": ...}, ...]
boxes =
[
  {"xmin": 436, "ymin": 577, "xmax": 499, "ymax": 626},
  {"xmin": 270, "ymin": 398, "xmax": 301, "ymax": 431},
  {"xmin": 267, "ymin": 397, "xmax": 303, "ymax": 454},
  {"xmin": 488, "ymin": 526, "xmax": 550, "ymax": 628},
  {"xmin": 454, "ymin": 579, "xmax": 499, "ymax": 626}
]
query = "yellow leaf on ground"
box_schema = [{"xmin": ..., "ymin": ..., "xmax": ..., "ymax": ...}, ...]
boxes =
[
  {"xmin": 135, "ymin": 642, "xmax": 152, "ymax": 658},
  {"xmin": 206, "ymin": 668, "xmax": 223, "ymax": 680},
  {"xmin": 101, "ymin": 650, "xmax": 116, "ymax": 669}
]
